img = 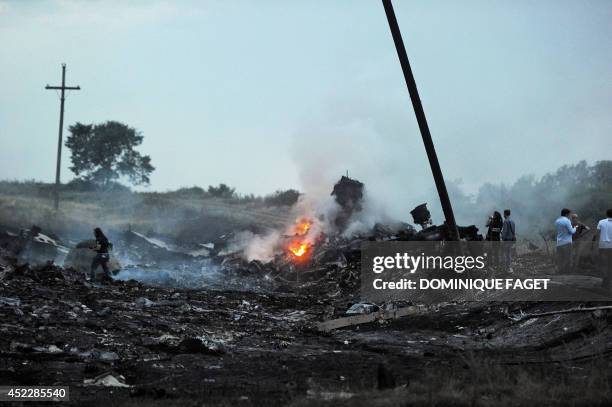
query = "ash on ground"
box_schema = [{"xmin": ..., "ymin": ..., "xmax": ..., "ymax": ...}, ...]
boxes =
[{"xmin": 1, "ymin": 182, "xmax": 611, "ymax": 406}]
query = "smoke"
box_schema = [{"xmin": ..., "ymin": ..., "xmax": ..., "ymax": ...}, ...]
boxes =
[
  {"xmin": 289, "ymin": 110, "xmax": 434, "ymax": 233},
  {"xmin": 113, "ymin": 265, "xmax": 219, "ymax": 287},
  {"xmin": 237, "ymin": 114, "xmax": 416, "ymax": 262},
  {"xmin": 238, "ymin": 196, "xmax": 333, "ymax": 262},
  {"xmin": 237, "ymin": 109, "xmax": 427, "ymax": 263},
  {"xmin": 340, "ymin": 189, "xmax": 401, "ymax": 237},
  {"xmin": 285, "ymin": 99, "xmax": 608, "ymax": 239},
  {"xmin": 240, "ymin": 230, "xmax": 281, "ymax": 262}
]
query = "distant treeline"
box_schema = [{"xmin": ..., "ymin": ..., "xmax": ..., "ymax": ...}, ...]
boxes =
[
  {"xmin": 1, "ymin": 161, "xmax": 610, "ymax": 233},
  {"xmin": 145, "ymin": 185, "xmax": 301, "ymax": 207},
  {"xmin": 0, "ymin": 179, "xmax": 302, "ymax": 207},
  {"xmin": 449, "ymin": 160, "xmax": 612, "ymax": 237}
]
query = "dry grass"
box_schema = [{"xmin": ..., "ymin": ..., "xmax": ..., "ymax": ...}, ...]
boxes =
[
  {"xmin": 286, "ymin": 356, "xmax": 612, "ymax": 407},
  {"xmin": 80, "ymin": 356, "xmax": 612, "ymax": 407},
  {"xmin": 0, "ymin": 189, "xmax": 291, "ymax": 242}
]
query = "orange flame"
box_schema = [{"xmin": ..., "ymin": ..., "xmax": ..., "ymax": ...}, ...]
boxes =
[
  {"xmin": 288, "ymin": 241, "xmax": 309, "ymax": 258},
  {"xmin": 286, "ymin": 218, "xmax": 315, "ymax": 261},
  {"xmin": 292, "ymin": 219, "xmax": 312, "ymax": 236}
]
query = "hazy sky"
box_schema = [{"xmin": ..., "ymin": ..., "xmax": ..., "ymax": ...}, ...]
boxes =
[{"xmin": 1, "ymin": 0, "xmax": 611, "ymax": 199}]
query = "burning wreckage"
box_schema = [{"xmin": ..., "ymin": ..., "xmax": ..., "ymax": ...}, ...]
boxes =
[
  {"xmin": 1, "ymin": 177, "xmax": 612, "ymax": 405},
  {"xmin": 0, "ymin": 175, "xmax": 483, "ymax": 304},
  {"xmin": 216, "ymin": 175, "xmax": 484, "ymax": 288}
]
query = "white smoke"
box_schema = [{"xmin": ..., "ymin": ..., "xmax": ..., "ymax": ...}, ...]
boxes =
[
  {"xmin": 239, "ymin": 113, "xmax": 420, "ymax": 261},
  {"xmin": 238, "ymin": 192, "xmax": 342, "ymax": 263},
  {"xmin": 238, "ymin": 100, "xmax": 441, "ymax": 261},
  {"xmin": 344, "ymin": 186, "xmax": 413, "ymax": 237},
  {"xmin": 242, "ymin": 230, "xmax": 281, "ymax": 262}
]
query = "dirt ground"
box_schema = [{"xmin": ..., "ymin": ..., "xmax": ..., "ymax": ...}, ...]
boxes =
[{"xmin": 1, "ymin": 258, "xmax": 612, "ymax": 407}]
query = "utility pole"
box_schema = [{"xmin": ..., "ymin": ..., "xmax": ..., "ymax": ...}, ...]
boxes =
[
  {"xmin": 45, "ymin": 63, "xmax": 80, "ymax": 210},
  {"xmin": 381, "ymin": 0, "xmax": 460, "ymax": 240}
]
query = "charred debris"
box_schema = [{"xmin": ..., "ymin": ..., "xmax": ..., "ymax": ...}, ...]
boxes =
[
  {"xmin": 1, "ymin": 176, "xmax": 612, "ymax": 404},
  {"xmin": 0, "ymin": 175, "xmax": 483, "ymax": 289}
]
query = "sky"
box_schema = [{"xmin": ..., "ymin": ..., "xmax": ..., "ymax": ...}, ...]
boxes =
[{"xmin": 0, "ymin": 0, "xmax": 611, "ymax": 206}]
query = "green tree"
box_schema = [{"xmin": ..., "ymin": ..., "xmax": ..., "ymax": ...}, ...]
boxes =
[
  {"xmin": 264, "ymin": 189, "xmax": 301, "ymax": 206},
  {"xmin": 207, "ymin": 183, "xmax": 236, "ymax": 199},
  {"xmin": 65, "ymin": 121, "xmax": 154, "ymax": 187}
]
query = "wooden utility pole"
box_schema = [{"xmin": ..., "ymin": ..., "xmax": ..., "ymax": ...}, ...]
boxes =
[
  {"xmin": 381, "ymin": 0, "xmax": 460, "ymax": 240},
  {"xmin": 45, "ymin": 63, "xmax": 80, "ymax": 210}
]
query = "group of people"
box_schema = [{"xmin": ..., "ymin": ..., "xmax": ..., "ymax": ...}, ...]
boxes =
[
  {"xmin": 485, "ymin": 209, "xmax": 516, "ymax": 272},
  {"xmin": 555, "ymin": 208, "xmax": 612, "ymax": 288},
  {"xmin": 484, "ymin": 207, "xmax": 612, "ymax": 287}
]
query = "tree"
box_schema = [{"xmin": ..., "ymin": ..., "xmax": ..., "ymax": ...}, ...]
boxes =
[
  {"xmin": 264, "ymin": 189, "xmax": 301, "ymax": 206},
  {"xmin": 207, "ymin": 183, "xmax": 236, "ymax": 199},
  {"xmin": 65, "ymin": 121, "xmax": 154, "ymax": 187}
]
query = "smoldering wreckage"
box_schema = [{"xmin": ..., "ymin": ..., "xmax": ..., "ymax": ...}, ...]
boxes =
[{"xmin": 1, "ymin": 176, "xmax": 611, "ymax": 405}]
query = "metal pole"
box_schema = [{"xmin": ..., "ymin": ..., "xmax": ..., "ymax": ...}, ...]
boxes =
[
  {"xmin": 54, "ymin": 64, "xmax": 66, "ymax": 210},
  {"xmin": 46, "ymin": 64, "xmax": 80, "ymax": 211},
  {"xmin": 381, "ymin": 0, "xmax": 460, "ymax": 240}
]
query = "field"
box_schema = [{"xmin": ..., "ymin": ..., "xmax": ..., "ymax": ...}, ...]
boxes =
[
  {"xmin": 1, "ymin": 181, "xmax": 612, "ymax": 406},
  {"xmin": 0, "ymin": 181, "xmax": 291, "ymax": 243}
]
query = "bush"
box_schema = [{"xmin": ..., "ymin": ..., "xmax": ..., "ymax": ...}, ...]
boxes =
[
  {"xmin": 207, "ymin": 183, "xmax": 236, "ymax": 199},
  {"xmin": 264, "ymin": 189, "xmax": 301, "ymax": 207},
  {"xmin": 171, "ymin": 186, "xmax": 208, "ymax": 197},
  {"xmin": 64, "ymin": 179, "xmax": 131, "ymax": 194}
]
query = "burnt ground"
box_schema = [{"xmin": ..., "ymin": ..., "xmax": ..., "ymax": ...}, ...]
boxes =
[{"xmin": 1, "ymin": 259, "xmax": 612, "ymax": 406}]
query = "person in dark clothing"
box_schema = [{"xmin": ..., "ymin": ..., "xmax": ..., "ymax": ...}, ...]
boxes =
[
  {"xmin": 486, "ymin": 211, "xmax": 503, "ymax": 268},
  {"xmin": 90, "ymin": 227, "xmax": 111, "ymax": 280},
  {"xmin": 501, "ymin": 209, "xmax": 516, "ymax": 273},
  {"xmin": 486, "ymin": 211, "xmax": 503, "ymax": 241}
]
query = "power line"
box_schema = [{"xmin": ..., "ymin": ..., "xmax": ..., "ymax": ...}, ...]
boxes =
[{"xmin": 45, "ymin": 63, "xmax": 81, "ymax": 211}]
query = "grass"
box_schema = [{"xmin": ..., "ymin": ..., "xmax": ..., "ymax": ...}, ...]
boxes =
[
  {"xmin": 286, "ymin": 355, "xmax": 612, "ymax": 407},
  {"xmin": 0, "ymin": 181, "xmax": 291, "ymax": 242},
  {"xmin": 72, "ymin": 355, "xmax": 612, "ymax": 406}
]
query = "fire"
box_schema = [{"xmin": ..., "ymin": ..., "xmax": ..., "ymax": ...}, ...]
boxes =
[
  {"xmin": 292, "ymin": 219, "xmax": 311, "ymax": 236},
  {"xmin": 286, "ymin": 218, "xmax": 316, "ymax": 261},
  {"xmin": 300, "ymin": 222, "xmax": 310, "ymax": 234},
  {"xmin": 288, "ymin": 241, "xmax": 309, "ymax": 258}
]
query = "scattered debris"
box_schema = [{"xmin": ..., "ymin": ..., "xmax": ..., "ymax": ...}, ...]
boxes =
[
  {"xmin": 84, "ymin": 373, "xmax": 131, "ymax": 388},
  {"xmin": 135, "ymin": 297, "xmax": 156, "ymax": 307},
  {"xmin": 1, "ymin": 173, "xmax": 610, "ymax": 405},
  {"xmin": 509, "ymin": 305, "xmax": 612, "ymax": 322},
  {"xmin": 317, "ymin": 305, "xmax": 427, "ymax": 332},
  {"xmin": 346, "ymin": 303, "xmax": 379, "ymax": 315}
]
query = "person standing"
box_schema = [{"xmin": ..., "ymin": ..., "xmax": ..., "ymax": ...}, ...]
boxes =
[
  {"xmin": 90, "ymin": 227, "xmax": 111, "ymax": 280},
  {"xmin": 486, "ymin": 211, "xmax": 503, "ymax": 268},
  {"xmin": 597, "ymin": 209, "xmax": 612, "ymax": 289},
  {"xmin": 501, "ymin": 209, "xmax": 516, "ymax": 272},
  {"xmin": 554, "ymin": 208, "xmax": 576, "ymax": 274}
]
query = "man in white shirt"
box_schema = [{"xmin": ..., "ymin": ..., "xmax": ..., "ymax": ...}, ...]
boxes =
[
  {"xmin": 554, "ymin": 208, "xmax": 576, "ymax": 274},
  {"xmin": 597, "ymin": 209, "xmax": 612, "ymax": 289}
]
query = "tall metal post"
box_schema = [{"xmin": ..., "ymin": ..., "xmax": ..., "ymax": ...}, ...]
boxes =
[
  {"xmin": 382, "ymin": 0, "xmax": 460, "ymax": 239},
  {"xmin": 46, "ymin": 64, "xmax": 80, "ymax": 210}
]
